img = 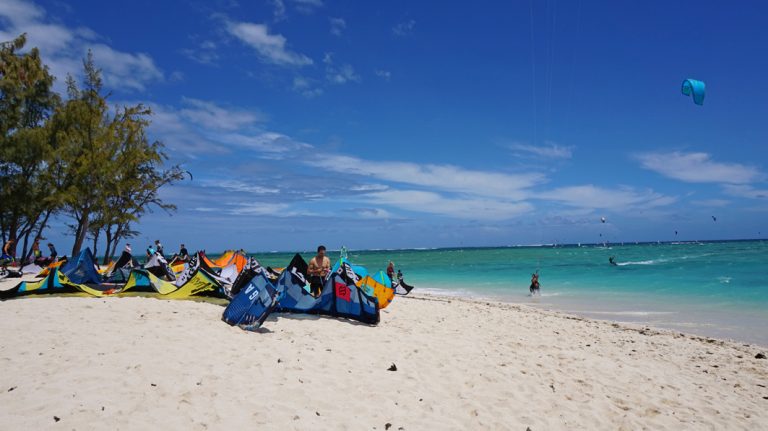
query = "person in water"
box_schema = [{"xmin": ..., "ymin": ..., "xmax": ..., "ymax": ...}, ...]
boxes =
[
  {"xmin": 530, "ymin": 272, "xmax": 540, "ymax": 295},
  {"xmin": 609, "ymin": 256, "xmax": 617, "ymax": 266},
  {"xmin": 307, "ymin": 245, "xmax": 331, "ymax": 297}
]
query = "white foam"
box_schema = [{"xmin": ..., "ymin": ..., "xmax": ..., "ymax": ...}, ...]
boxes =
[{"xmin": 577, "ymin": 310, "xmax": 676, "ymax": 317}]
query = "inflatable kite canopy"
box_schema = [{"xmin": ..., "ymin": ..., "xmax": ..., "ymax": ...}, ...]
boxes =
[{"xmin": 682, "ymin": 79, "xmax": 705, "ymax": 105}]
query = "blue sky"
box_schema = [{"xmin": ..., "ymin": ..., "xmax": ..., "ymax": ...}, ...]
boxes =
[{"xmin": 2, "ymin": 0, "xmax": 768, "ymax": 252}]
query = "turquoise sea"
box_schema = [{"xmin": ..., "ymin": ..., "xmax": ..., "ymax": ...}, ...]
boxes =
[{"xmin": 244, "ymin": 240, "xmax": 768, "ymax": 346}]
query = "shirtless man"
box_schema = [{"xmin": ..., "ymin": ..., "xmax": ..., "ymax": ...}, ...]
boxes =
[{"xmin": 307, "ymin": 245, "xmax": 331, "ymax": 296}]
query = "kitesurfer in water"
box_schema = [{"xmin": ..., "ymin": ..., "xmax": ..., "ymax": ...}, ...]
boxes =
[
  {"xmin": 609, "ymin": 256, "xmax": 618, "ymax": 266},
  {"xmin": 530, "ymin": 272, "xmax": 540, "ymax": 296},
  {"xmin": 308, "ymin": 245, "xmax": 331, "ymax": 297}
]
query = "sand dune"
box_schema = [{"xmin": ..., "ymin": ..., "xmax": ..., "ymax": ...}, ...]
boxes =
[{"xmin": 1, "ymin": 276, "xmax": 766, "ymax": 430}]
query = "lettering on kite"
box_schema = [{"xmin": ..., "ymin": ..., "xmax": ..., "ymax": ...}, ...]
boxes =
[{"xmin": 335, "ymin": 281, "xmax": 351, "ymax": 302}]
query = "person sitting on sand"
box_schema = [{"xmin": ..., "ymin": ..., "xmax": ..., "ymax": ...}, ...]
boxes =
[
  {"xmin": 386, "ymin": 261, "xmax": 395, "ymax": 281},
  {"xmin": 307, "ymin": 245, "xmax": 331, "ymax": 297},
  {"xmin": 530, "ymin": 272, "xmax": 540, "ymax": 296}
]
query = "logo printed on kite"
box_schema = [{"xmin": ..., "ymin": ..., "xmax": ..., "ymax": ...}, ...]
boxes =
[
  {"xmin": 290, "ymin": 267, "xmax": 307, "ymax": 285},
  {"xmin": 335, "ymin": 281, "xmax": 351, "ymax": 302}
]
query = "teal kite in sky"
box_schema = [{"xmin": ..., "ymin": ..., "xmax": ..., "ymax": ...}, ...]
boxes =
[{"xmin": 682, "ymin": 79, "xmax": 706, "ymax": 105}]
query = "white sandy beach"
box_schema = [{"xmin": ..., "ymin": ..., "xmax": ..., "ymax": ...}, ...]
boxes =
[{"xmin": 1, "ymin": 275, "xmax": 766, "ymax": 430}]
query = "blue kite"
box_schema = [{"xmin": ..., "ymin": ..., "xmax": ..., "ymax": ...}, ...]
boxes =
[{"xmin": 682, "ymin": 79, "xmax": 706, "ymax": 105}]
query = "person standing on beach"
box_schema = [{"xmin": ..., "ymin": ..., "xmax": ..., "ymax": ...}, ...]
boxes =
[
  {"xmin": 178, "ymin": 244, "xmax": 189, "ymax": 262},
  {"xmin": 386, "ymin": 261, "xmax": 395, "ymax": 281},
  {"xmin": 31, "ymin": 239, "xmax": 42, "ymax": 259},
  {"xmin": 2, "ymin": 238, "xmax": 15, "ymax": 262},
  {"xmin": 155, "ymin": 240, "xmax": 164, "ymax": 257},
  {"xmin": 47, "ymin": 243, "xmax": 57, "ymax": 261},
  {"xmin": 307, "ymin": 245, "xmax": 331, "ymax": 297}
]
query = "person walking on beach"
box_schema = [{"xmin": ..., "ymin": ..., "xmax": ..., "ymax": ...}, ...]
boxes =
[
  {"xmin": 530, "ymin": 272, "xmax": 540, "ymax": 296},
  {"xmin": 307, "ymin": 245, "xmax": 331, "ymax": 297}
]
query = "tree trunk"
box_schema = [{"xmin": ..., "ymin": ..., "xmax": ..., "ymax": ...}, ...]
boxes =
[
  {"xmin": 71, "ymin": 208, "xmax": 90, "ymax": 257},
  {"xmin": 109, "ymin": 239, "xmax": 119, "ymax": 265},
  {"xmin": 103, "ymin": 225, "xmax": 115, "ymax": 265},
  {"xmin": 20, "ymin": 225, "xmax": 33, "ymax": 265},
  {"xmin": 91, "ymin": 228, "xmax": 100, "ymax": 261}
]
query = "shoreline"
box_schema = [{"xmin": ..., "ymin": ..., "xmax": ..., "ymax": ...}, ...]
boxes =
[
  {"xmin": 2, "ymin": 273, "xmax": 766, "ymax": 350},
  {"xmin": 412, "ymin": 285, "xmax": 768, "ymax": 348}
]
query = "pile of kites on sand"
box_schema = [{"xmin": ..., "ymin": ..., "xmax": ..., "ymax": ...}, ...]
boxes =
[{"xmin": 0, "ymin": 248, "xmax": 414, "ymax": 331}]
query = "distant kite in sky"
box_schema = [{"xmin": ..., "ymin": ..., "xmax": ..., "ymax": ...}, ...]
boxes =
[
  {"xmin": 712, "ymin": 216, "xmax": 717, "ymax": 222},
  {"xmin": 601, "ymin": 216, "xmax": 606, "ymax": 223},
  {"xmin": 682, "ymin": 79, "xmax": 706, "ymax": 105}
]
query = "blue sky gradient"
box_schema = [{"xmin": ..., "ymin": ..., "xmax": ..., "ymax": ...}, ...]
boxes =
[{"xmin": 2, "ymin": 0, "xmax": 767, "ymax": 252}]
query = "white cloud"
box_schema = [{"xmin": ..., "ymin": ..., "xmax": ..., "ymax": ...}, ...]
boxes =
[
  {"xmin": 216, "ymin": 131, "xmax": 312, "ymax": 156},
  {"xmin": 375, "ymin": 69, "xmax": 392, "ymax": 81},
  {"xmin": 722, "ymin": 184, "xmax": 768, "ymax": 199},
  {"xmin": 508, "ymin": 142, "xmax": 573, "ymax": 159},
  {"xmin": 178, "ymin": 97, "xmax": 264, "ymax": 131},
  {"xmin": 636, "ymin": 151, "xmax": 762, "ymax": 184},
  {"xmin": 352, "ymin": 208, "xmax": 395, "ymax": 219},
  {"xmin": 327, "ymin": 63, "xmax": 360, "ymax": 84},
  {"xmin": 89, "ymin": 44, "xmax": 163, "ymax": 91},
  {"xmin": 225, "ymin": 21, "xmax": 312, "ymax": 67},
  {"xmin": 392, "ymin": 19, "xmax": 415, "ymax": 37},
  {"xmin": 200, "ymin": 180, "xmax": 279, "ymax": 195},
  {"xmin": 291, "ymin": 0, "xmax": 323, "ymax": 14},
  {"xmin": 538, "ymin": 185, "xmax": 676, "ymax": 210},
  {"xmin": 292, "ymin": 76, "xmax": 323, "ymax": 98},
  {"xmin": 369, "ymin": 190, "xmax": 533, "ymax": 220},
  {"xmin": 181, "ymin": 40, "xmax": 219, "ymax": 65},
  {"xmin": 330, "ymin": 17, "xmax": 346, "ymax": 36},
  {"xmin": 691, "ymin": 199, "xmax": 731, "ymax": 207},
  {"xmin": 143, "ymin": 102, "xmax": 228, "ymax": 155},
  {"xmin": 322, "ymin": 52, "xmax": 360, "ymax": 84},
  {"xmin": 308, "ymin": 155, "xmax": 544, "ymax": 200},
  {"xmin": 0, "ymin": 0, "xmax": 163, "ymax": 92},
  {"xmin": 228, "ymin": 202, "xmax": 291, "ymax": 216},
  {"xmin": 272, "ymin": 0, "xmax": 286, "ymax": 21}
]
